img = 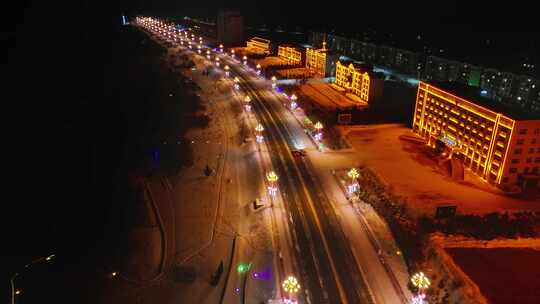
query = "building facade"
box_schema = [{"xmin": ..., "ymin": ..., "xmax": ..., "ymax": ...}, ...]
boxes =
[
  {"xmin": 413, "ymin": 82, "xmax": 540, "ymax": 190},
  {"xmin": 217, "ymin": 11, "xmax": 243, "ymax": 47},
  {"xmin": 246, "ymin": 37, "xmax": 271, "ymax": 54},
  {"xmin": 335, "ymin": 60, "xmax": 384, "ymax": 104},
  {"xmin": 306, "ymin": 44, "xmax": 336, "ymax": 78},
  {"xmin": 278, "ymin": 45, "xmax": 305, "ymax": 65}
]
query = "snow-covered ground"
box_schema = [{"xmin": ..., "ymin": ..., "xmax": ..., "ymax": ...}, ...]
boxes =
[
  {"xmin": 101, "ymin": 28, "xmax": 282, "ymax": 304},
  {"xmin": 343, "ymin": 123, "xmax": 540, "ymax": 215}
]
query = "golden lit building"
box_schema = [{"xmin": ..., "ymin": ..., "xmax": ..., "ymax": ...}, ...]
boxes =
[
  {"xmin": 306, "ymin": 41, "xmax": 337, "ymax": 78},
  {"xmin": 278, "ymin": 45, "xmax": 304, "ymax": 65},
  {"xmin": 413, "ymin": 81, "xmax": 540, "ymax": 190},
  {"xmin": 334, "ymin": 60, "xmax": 384, "ymax": 104},
  {"xmin": 246, "ymin": 37, "xmax": 270, "ymax": 54}
]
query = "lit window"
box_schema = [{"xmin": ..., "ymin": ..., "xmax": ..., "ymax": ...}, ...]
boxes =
[{"xmin": 511, "ymin": 159, "xmax": 520, "ymax": 164}]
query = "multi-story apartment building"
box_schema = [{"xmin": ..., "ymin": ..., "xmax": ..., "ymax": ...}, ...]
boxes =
[
  {"xmin": 310, "ymin": 32, "xmax": 540, "ymax": 114},
  {"xmin": 246, "ymin": 37, "xmax": 271, "ymax": 54},
  {"xmin": 306, "ymin": 42, "xmax": 337, "ymax": 78},
  {"xmin": 335, "ymin": 60, "xmax": 384, "ymax": 104},
  {"xmin": 413, "ymin": 81, "xmax": 540, "ymax": 190},
  {"xmin": 277, "ymin": 44, "xmax": 305, "ymax": 65}
]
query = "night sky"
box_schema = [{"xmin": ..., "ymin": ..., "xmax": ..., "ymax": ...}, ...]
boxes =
[{"xmin": 4, "ymin": 0, "xmax": 538, "ymax": 300}]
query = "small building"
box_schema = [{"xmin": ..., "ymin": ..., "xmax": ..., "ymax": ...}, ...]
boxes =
[
  {"xmin": 277, "ymin": 44, "xmax": 305, "ymax": 65},
  {"xmin": 246, "ymin": 37, "xmax": 271, "ymax": 54},
  {"xmin": 413, "ymin": 81, "xmax": 540, "ymax": 191},
  {"xmin": 334, "ymin": 60, "xmax": 384, "ymax": 105}
]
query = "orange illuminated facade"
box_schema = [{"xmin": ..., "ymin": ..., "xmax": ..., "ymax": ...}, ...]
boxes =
[
  {"xmin": 278, "ymin": 45, "xmax": 303, "ymax": 65},
  {"xmin": 306, "ymin": 45, "xmax": 334, "ymax": 78},
  {"xmin": 246, "ymin": 37, "xmax": 270, "ymax": 54},
  {"xmin": 335, "ymin": 60, "xmax": 384, "ymax": 104},
  {"xmin": 336, "ymin": 61, "xmax": 370, "ymax": 101},
  {"xmin": 413, "ymin": 82, "xmax": 540, "ymax": 189}
]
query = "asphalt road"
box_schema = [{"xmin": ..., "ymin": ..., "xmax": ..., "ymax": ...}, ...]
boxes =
[
  {"xmin": 232, "ymin": 64, "xmax": 374, "ymax": 304},
  {"xmin": 148, "ymin": 28, "xmax": 375, "ymax": 304}
]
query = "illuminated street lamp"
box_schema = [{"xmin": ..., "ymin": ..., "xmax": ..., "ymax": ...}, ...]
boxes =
[
  {"xmin": 266, "ymin": 171, "xmax": 279, "ymax": 196},
  {"xmin": 244, "ymin": 95, "xmax": 252, "ymax": 112},
  {"xmin": 231, "ymin": 49, "xmax": 236, "ymax": 59},
  {"xmin": 347, "ymin": 168, "xmax": 360, "ymax": 194},
  {"xmin": 243, "ymin": 55, "xmax": 247, "ymax": 65},
  {"xmin": 314, "ymin": 121, "xmax": 323, "ymax": 142},
  {"xmin": 215, "ymin": 57, "xmax": 220, "ymax": 67},
  {"xmin": 197, "ymin": 45, "xmax": 201, "ymax": 54},
  {"xmin": 224, "ymin": 65, "xmax": 230, "ymax": 77},
  {"xmin": 411, "ymin": 272, "xmax": 430, "ymax": 290},
  {"xmin": 206, "ymin": 50, "xmax": 211, "ymax": 59},
  {"xmin": 234, "ymin": 77, "xmax": 240, "ymax": 90},
  {"xmin": 11, "ymin": 254, "xmax": 55, "ymax": 304},
  {"xmin": 255, "ymin": 123, "xmax": 264, "ymax": 144},
  {"xmin": 289, "ymin": 94, "xmax": 298, "ymax": 109},
  {"xmin": 271, "ymin": 76, "xmax": 277, "ymax": 88},
  {"xmin": 256, "ymin": 64, "xmax": 261, "ymax": 75},
  {"xmin": 411, "ymin": 271, "xmax": 430, "ymax": 303},
  {"xmin": 282, "ymin": 275, "xmax": 300, "ymax": 302},
  {"xmin": 219, "ymin": 44, "xmax": 224, "ymax": 52}
]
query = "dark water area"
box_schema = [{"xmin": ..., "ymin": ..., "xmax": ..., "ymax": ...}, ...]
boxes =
[{"xmin": 4, "ymin": 6, "xmax": 198, "ymax": 301}]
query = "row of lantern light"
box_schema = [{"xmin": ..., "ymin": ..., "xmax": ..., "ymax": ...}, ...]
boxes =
[
  {"xmin": 137, "ymin": 18, "xmax": 425, "ymax": 304},
  {"xmin": 138, "ymin": 19, "xmax": 309, "ymax": 304}
]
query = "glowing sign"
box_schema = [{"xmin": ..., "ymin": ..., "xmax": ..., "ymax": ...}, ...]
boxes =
[{"xmin": 441, "ymin": 135, "xmax": 456, "ymax": 147}]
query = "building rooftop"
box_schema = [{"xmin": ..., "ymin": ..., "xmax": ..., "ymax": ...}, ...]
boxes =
[
  {"xmin": 427, "ymin": 81, "xmax": 540, "ymax": 121},
  {"xmin": 338, "ymin": 60, "xmax": 377, "ymax": 74},
  {"xmin": 250, "ymin": 37, "xmax": 270, "ymax": 44}
]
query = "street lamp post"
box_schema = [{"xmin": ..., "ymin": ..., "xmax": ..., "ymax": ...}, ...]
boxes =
[
  {"xmin": 224, "ymin": 65, "xmax": 230, "ymax": 77},
  {"xmin": 271, "ymin": 76, "xmax": 277, "ymax": 89},
  {"xmin": 244, "ymin": 95, "xmax": 252, "ymax": 112},
  {"xmin": 266, "ymin": 171, "xmax": 279, "ymax": 197},
  {"xmin": 231, "ymin": 49, "xmax": 235, "ymax": 59},
  {"xmin": 411, "ymin": 271, "xmax": 431, "ymax": 303},
  {"xmin": 215, "ymin": 57, "xmax": 220, "ymax": 67},
  {"xmin": 255, "ymin": 123, "xmax": 264, "ymax": 144},
  {"xmin": 219, "ymin": 44, "xmax": 224, "ymax": 53},
  {"xmin": 206, "ymin": 50, "xmax": 211, "ymax": 59},
  {"xmin": 282, "ymin": 275, "xmax": 300, "ymax": 302},
  {"xmin": 290, "ymin": 94, "xmax": 298, "ymax": 110},
  {"xmin": 347, "ymin": 168, "xmax": 360, "ymax": 196},
  {"xmin": 242, "ymin": 55, "xmax": 247, "ymax": 66},
  {"xmin": 11, "ymin": 254, "xmax": 55, "ymax": 304},
  {"xmin": 256, "ymin": 64, "xmax": 261, "ymax": 76},
  {"xmin": 234, "ymin": 77, "xmax": 240, "ymax": 90},
  {"xmin": 314, "ymin": 121, "xmax": 323, "ymax": 142}
]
